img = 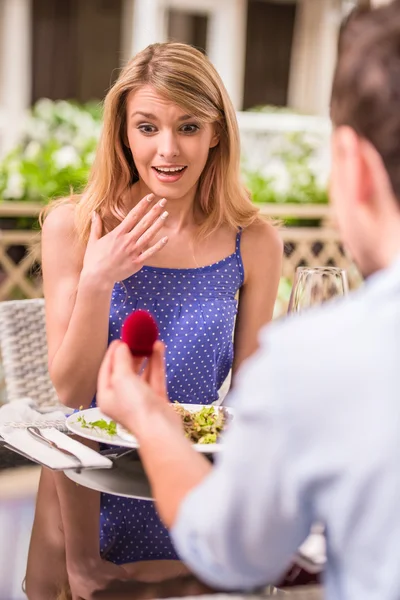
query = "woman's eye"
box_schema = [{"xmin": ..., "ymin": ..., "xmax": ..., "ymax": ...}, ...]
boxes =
[
  {"xmin": 137, "ymin": 124, "xmax": 156, "ymax": 134},
  {"xmin": 180, "ymin": 124, "xmax": 200, "ymax": 134}
]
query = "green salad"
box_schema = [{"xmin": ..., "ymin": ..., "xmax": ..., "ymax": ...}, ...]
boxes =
[
  {"xmin": 76, "ymin": 405, "xmax": 228, "ymax": 445},
  {"xmin": 173, "ymin": 405, "xmax": 227, "ymax": 444},
  {"xmin": 77, "ymin": 415, "xmax": 117, "ymax": 436}
]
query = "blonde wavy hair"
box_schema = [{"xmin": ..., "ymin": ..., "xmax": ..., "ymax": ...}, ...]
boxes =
[{"xmin": 42, "ymin": 42, "xmax": 258, "ymax": 242}]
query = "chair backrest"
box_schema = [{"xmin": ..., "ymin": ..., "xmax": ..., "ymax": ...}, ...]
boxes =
[{"xmin": 0, "ymin": 299, "xmax": 59, "ymax": 407}]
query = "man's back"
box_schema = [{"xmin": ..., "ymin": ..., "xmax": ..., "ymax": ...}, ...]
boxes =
[
  {"xmin": 172, "ymin": 259, "xmax": 400, "ymax": 599},
  {"xmin": 266, "ymin": 261, "xmax": 400, "ymax": 598}
]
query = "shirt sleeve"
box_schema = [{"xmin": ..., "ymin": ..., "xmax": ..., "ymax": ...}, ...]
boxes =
[{"xmin": 170, "ymin": 328, "xmax": 313, "ymax": 591}]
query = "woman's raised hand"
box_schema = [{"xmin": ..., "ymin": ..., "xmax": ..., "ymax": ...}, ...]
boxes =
[{"xmin": 82, "ymin": 193, "xmax": 168, "ymax": 285}]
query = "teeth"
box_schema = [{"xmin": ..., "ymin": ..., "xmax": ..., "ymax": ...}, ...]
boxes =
[{"xmin": 155, "ymin": 166, "xmax": 185, "ymax": 173}]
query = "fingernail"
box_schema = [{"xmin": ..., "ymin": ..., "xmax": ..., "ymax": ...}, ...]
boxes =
[
  {"xmin": 159, "ymin": 198, "xmax": 167, "ymax": 207},
  {"xmin": 160, "ymin": 211, "xmax": 168, "ymax": 220},
  {"xmin": 146, "ymin": 194, "xmax": 154, "ymax": 202},
  {"xmin": 161, "ymin": 236, "xmax": 168, "ymax": 243}
]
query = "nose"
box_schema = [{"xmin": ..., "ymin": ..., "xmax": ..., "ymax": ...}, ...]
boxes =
[{"xmin": 157, "ymin": 130, "xmax": 179, "ymax": 161}]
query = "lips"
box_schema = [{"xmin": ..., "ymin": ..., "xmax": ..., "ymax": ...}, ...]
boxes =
[{"xmin": 151, "ymin": 165, "xmax": 187, "ymax": 183}]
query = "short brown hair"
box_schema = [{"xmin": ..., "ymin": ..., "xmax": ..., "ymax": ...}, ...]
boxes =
[{"xmin": 331, "ymin": 1, "xmax": 400, "ymax": 198}]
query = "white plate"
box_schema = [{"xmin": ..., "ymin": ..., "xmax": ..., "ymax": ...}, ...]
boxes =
[{"xmin": 66, "ymin": 404, "xmax": 232, "ymax": 454}]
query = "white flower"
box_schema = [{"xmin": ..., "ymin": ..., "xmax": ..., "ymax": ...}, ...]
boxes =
[
  {"xmin": 263, "ymin": 159, "xmax": 291, "ymax": 195},
  {"xmin": 24, "ymin": 141, "xmax": 41, "ymax": 161},
  {"xmin": 53, "ymin": 146, "xmax": 81, "ymax": 169},
  {"xmin": 25, "ymin": 117, "xmax": 51, "ymax": 143},
  {"xmin": 309, "ymin": 149, "xmax": 331, "ymax": 189},
  {"xmin": 3, "ymin": 172, "xmax": 25, "ymax": 199},
  {"xmin": 73, "ymin": 114, "xmax": 102, "ymax": 148},
  {"xmin": 34, "ymin": 98, "xmax": 56, "ymax": 121},
  {"xmin": 54, "ymin": 126, "xmax": 75, "ymax": 145},
  {"xmin": 56, "ymin": 100, "xmax": 87, "ymax": 126}
]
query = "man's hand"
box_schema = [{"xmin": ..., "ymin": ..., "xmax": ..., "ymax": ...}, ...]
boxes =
[
  {"xmin": 98, "ymin": 339, "xmax": 211, "ymax": 529},
  {"xmin": 97, "ymin": 340, "xmax": 181, "ymax": 439}
]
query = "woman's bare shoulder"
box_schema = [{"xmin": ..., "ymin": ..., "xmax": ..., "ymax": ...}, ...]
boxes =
[
  {"xmin": 42, "ymin": 202, "xmax": 77, "ymax": 238},
  {"xmin": 241, "ymin": 217, "xmax": 283, "ymax": 257},
  {"xmin": 41, "ymin": 201, "xmax": 86, "ymax": 265}
]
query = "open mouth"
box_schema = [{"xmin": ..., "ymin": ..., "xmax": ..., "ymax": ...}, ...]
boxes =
[{"xmin": 152, "ymin": 166, "xmax": 187, "ymax": 175}]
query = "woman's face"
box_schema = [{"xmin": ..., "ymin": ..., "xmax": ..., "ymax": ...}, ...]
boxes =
[{"xmin": 126, "ymin": 85, "xmax": 219, "ymax": 201}]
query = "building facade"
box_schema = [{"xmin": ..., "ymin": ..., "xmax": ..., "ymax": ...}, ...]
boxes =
[{"xmin": 0, "ymin": 0, "xmax": 376, "ymax": 156}]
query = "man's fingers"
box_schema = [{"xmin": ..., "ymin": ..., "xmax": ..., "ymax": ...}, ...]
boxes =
[
  {"xmin": 148, "ymin": 341, "xmax": 168, "ymax": 399},
  {"xmin": 112, "ymin": 342, "xmax": 140, "ymax": 379},
  {"xmin": 98, "ymin": 340, "xmax": 121, "ymax": 394},
  {"xmin": 131, "ymin": 355, "xmax": 146, "ymax": 374}
]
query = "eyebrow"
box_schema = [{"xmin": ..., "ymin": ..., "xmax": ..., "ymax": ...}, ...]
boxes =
[{"xmin": 130, "ymin": 111, "xmax": 194, "ymax": 121}]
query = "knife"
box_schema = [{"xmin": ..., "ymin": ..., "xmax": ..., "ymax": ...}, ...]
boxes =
[{"xmin": 27, "ymin": 426, "xmax": 83, "ymax": 471}]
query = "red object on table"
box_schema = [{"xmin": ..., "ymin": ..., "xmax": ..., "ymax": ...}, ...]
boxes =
[{"xmin": 121, "ymin": 310, "xmax": 159, "ymax": 357}]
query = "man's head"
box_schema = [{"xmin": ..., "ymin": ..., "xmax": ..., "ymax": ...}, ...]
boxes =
[{"xmin": 330, "ymin": 1, "xmax": 400, "ymax": 276}]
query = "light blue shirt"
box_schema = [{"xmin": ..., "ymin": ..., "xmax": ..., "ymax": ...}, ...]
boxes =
[{"xmin": 171, "ymin": 258, "xmax": 400, "ymax": 600}]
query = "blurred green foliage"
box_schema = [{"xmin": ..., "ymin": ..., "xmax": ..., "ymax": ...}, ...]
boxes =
[
  {"xmin": 0, "ymin": 99, "xmax": 102, "ymax": 203},
  {"xmin": 0, "ymin": 100, "xmax": 328, "ymax": 215}
]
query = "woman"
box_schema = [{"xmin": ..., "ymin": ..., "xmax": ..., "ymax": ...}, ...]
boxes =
[
  {"xmin": 28, "ymin": 42, "xmax": 282, "ymax": 599},
  {"xmin": 25, "ymin": 467, "xmax": 212, "ymax": 600}
]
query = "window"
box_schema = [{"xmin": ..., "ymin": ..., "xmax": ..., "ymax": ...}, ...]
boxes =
[
  {"xmin": 243, "ymin": 0, "xmax": 297, "ymax": 109},
  {"xmin": 167, "ymin": 10, "xmax": 208, "ymax": 54}
]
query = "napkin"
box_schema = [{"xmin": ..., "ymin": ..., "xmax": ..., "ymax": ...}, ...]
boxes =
[
  {"xmin": 0, "ymin": 397, "xmax": 70, "ymax": 431},
  {"xmin": 0, "ymin": 399, "xmax": 112, "ymax": 470},
  {"xmin": 0, "ymin": 426, "xmax": 112, "ymax": 470}
]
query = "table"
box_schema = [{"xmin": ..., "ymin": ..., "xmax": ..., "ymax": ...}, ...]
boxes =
[{"xmin": 91, "ymin": 587, "xmax": 323, "ymax": 599}]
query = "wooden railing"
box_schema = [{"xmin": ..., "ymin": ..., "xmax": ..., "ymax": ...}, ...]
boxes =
[
  {"xmin": 0, "ymin": 201, "xmax": 359, "ymax": 301},
  {"xmin": 0, "ymin": 202, "xmax": 42, "ymax": 300},
  {"xmin": 258, "ymin": 204, "xmax": 361, "ymax": 287}
]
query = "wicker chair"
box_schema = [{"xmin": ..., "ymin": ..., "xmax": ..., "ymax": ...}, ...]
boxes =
[{"xmin": 0, "ymin": 298, "xmax": 60, "ymax": 408}]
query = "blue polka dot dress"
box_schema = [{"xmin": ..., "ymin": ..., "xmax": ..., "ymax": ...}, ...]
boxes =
[{"xmin": 99, "ymin": 230, "xmax": 244, "ymax": 564}]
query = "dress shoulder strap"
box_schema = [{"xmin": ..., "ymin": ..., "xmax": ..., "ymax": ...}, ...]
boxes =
[{"xmin": 235, "ymin": 227, "xmax": 244, "ymax": 286}]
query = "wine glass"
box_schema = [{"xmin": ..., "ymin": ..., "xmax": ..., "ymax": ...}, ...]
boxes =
[
  {"xmin": 288, "ymin": 266, "xmax": 349, "ymax": 314},
  {"xmin": 288, "ymin": 268, "xmax": 347, "ymax": 573}
]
